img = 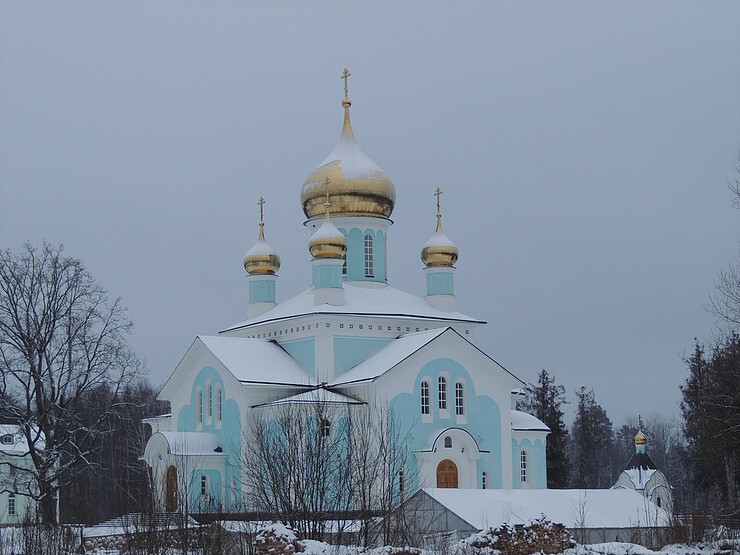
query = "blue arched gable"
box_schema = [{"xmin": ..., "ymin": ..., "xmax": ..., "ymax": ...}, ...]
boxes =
[
  {"xmin": 389, "ymin": 358, "xmax": 502, "ymax": 489},
  {"xmin": 178, "ymin": 367, "xmax": 242, "ymax": 510}
]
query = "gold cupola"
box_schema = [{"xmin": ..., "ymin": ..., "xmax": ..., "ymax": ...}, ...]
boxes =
[
  {"xmin": 635, "ymin": 416, "xmax": 647, "ymax": 446},
  {"xmin": 309, "ymin": 180, "xmax": 348, "ymax": 259},
  {"xmin": 243, "ymin": 197, "xmax": 281, "ymax": 275},
  {"xmin": 300, "ymin": 68, "xmax": 395, "ymax": 220},
  {"xmin": 421, "ymin": 188, "xmax": 459, "ymax": 267}
]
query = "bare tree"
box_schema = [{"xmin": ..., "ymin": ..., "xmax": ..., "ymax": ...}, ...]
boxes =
[
  {"xmin": 0, "ymin": 243, "xmax": 143, "ymax": 524},
  {"xmin": 241, "ymin": 392, "xmax": 415, "ymax": 546},
  {"xmin": 708, "ymin": 149, "xmax": 740, "ymax": 332}
]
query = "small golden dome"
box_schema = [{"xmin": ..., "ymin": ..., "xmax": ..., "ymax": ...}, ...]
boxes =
[
  {"xmin": 421, "ymin": 188, "xmax": 458, "ymax": 267},
  {"xmin": 243, "ymin": 198, "xmax": 280, "ymax": 275},
  {"xmin": 300, "ymin": 71, "xmax": 395, "ymax": 220},
  {"xmin": 635, "ymin": 417, "xmax": 647, "ymax": 445},
  {"xmin": 309, "ymin": 198, "xmax": 348, "ymax": 259}
]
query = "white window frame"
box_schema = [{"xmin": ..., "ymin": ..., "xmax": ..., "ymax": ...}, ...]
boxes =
[
  {"xmin": 455, "ymin": 381, "xmax": 465, "ymax": 416},
  {"xmin": 206, "ymin": 382, "xmax": 212, "ymax": 424},
  {"xmin": 438, "ymin": 375, "xmax": 448, "ymax": 416},
  {"xmin": 520, "ymin": 450, "xmax": 528, "ymax": 484},
  {"xmin": 8, "ymin": 493, "xmax": 16, "ymax": 516},
  {"xmin": 196, "ymin": 387, "xmax": 203, "ymax": 428},
  {"xmin": 421, "ymin": 381, "xmax": 430, "ymax": 415},
  {"xmin": 201, "ymin": 474, "xmax": 208, "ymax": 499},
  {"xmin": 364, "ymin": 234, "xmax": 374, "ymax": 277},
  {"xmin": 2, "ymin": 434, "xmax": 12, "ymax": 445},
  {"xmin": 216, "ymin": 385, "xmax": 222, "ymax": 427}
]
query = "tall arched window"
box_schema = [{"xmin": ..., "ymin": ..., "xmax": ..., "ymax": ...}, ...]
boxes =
[
  {"xmin": 206, "ymin": 383, "xmax": 212, "ymax": 420},
  {"xmin": 364, "ymin": 234, "xmax": 374, "ymax": 277},
  {"xmin": 399, "ymin": 470, "xmax": 406, "ymax": 500},
  {"xmin": 321, "ymin": 418, "xmax": 332, "ymax": 438},
  {"xmin": 520, "ymin": 451, "xmax": 528, "ymax": 483},
  {"xmin": 438, "ymin": 376, "xmax": 447, "ymax": 410},
  {"xmin": 216, "ymin": 385, "xmax": 222, "ymax": 423},
  {"xmin": 421, "ymin": 381, "xmax": 430, "ymax": 414},
  {"xmin": 455, "ymin": 381, "xmax": 465, "ymax": 415},
  {"xmin": 482, "ymin": 471, "xmax": 488, "ymax": 489},
  {"xmin": 196, "ymin": 388, "xmax": 203, "ymax": 424},
  {"xmin": 8, "ymin": 493, "xmax": 16, "ymax": 516},
  {"xmin": 342, "ymin": 252, "xmax": 347, "ymax": 275}
]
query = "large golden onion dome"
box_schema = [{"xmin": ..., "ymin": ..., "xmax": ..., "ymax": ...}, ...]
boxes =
[
  {"xmin": 309, "ymin": 196, "xmax": 348, "ymax": 259},
  {"xmin": 243, "ymin": 199, "xmax": 280, "ymax": 275},
  {"xmin": 421, "ymin": 189, "xmax": 459, "ymax": 267},
  {"xmin": 300, "ymin": 71, "xmax": 395, "ymax": 220}
]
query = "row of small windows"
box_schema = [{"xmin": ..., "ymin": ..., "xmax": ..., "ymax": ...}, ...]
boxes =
[
  {"xmin": 196, "ymin": 383, "xmax": 223, "ymax": 425},
  {"xmin": 421, "ymin": 377, "xmax": 466, "ymax": 416},
  {"xmin": 246, "ymin": 323, "xmax": 470, "ymax": 340}
]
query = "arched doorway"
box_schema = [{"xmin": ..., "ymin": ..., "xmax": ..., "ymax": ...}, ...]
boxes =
[
  {"xmin": 165, "ymin": 465, "xmax": 178, "ymax": 512},
  {"xmin": 436, "ymin": 459, "xmax": 458, "ymax": 488}
]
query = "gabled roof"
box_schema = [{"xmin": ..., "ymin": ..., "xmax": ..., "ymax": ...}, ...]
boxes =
[
  {"xmin": 330, "ymin": 327, "xmax": 522, "ymax": 387},
  {"xmin": 511, "ymin": 410, "xmax": 550, "ymax": 432},
  {"xmin": 252, "ymin": 387, "xmax": 365, "ymax": 409},
  {"xmin": 221, "ymin": 283, "xmax": 484, "ymax": 332},
  {"xmin": 419, "ymin": 488, "xmax": 671, "ymax": 529},
  {"xmin": 331, "ymin": 328, "xmax": 447, "ymax": 385},
  {"xmin": 621, "ymin": 451, "xmax": 659, "ymax": 489}
]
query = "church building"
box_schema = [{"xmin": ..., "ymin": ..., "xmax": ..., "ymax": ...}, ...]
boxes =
[{"xmin": 142, "ymin": 71, "xmax": 549, "ymax": 513}]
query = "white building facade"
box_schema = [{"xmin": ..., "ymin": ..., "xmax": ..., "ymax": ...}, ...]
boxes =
[
  {"xmin": 142, "ymin": 75, "xmax": 549, "ymax": 513},
  {"xmin": 0, "ymin": 425, "xmax": 40, "ymax": 524}
]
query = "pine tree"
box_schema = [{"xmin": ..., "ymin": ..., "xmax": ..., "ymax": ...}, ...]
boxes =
[
  {"xmin": 520, "ymin": 369, "xmax": 570, "ymax": 488},
  {"xmin": 570, "ymin": 387, "xmax": 614, "ymax": 488},
  {"xmin": 681, "ymin": 336, "xmax": 740, "ymax": 516}
]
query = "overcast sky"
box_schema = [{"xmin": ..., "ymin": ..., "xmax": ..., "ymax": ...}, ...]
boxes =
[{"xmin": 1, "ymin": 1, "xmax": 738, "ymax": 427}]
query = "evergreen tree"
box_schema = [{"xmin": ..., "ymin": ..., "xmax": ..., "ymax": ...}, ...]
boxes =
[
  {"xmin": 681, "ymin": 336, "xmax": 740, "ymax": 516},
  {"xmin": 520, "ymin": 369, "xmax": 569, "ymax": 488},
  {"xmin": 570, "ymin": 387, "xmax": 615, "ymax": 488}
]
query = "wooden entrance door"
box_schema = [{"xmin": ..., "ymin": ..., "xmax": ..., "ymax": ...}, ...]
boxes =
[
  {"xmin": 436, "ymin": 459, "xmax": 458, "ymax": 488},
  {"xmin": 165, "ymin": 465, "xmax": 178, "ymax": 512}
]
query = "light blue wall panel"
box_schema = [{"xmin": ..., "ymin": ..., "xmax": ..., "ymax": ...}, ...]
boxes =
[
  {"xmin": 511, "ymin": 438, "xmax": 547, "ymax": 489},
  {"xmin": 334, "ymin": 336, "xmax": 392, "ymax": 376},
  {"xmin": 341, "ymin": 228, "xmax": 386, "ymax": 282},
  {"xmin": 249, "ymin": 279, "xmax": 276, "ymax": 303},
  {"xmin": 280, "ymin": 338, "xmax": 316, "ymax": 377}
]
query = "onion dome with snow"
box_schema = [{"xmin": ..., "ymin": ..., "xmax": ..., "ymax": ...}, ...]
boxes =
[
  {"xmin": 309, "ymin": 196, "xmax": 348, "ymax": 260},
  {"xmin": 421, "ymin": 188, "xmax": 459, "ymax": 268},
  {"xmin": 300, "ymin": 69, "xmax": 395, "ymax": 220},
  {"xmin": 243, "ymin": 198, "xmax": 280, "ymax": 275}
]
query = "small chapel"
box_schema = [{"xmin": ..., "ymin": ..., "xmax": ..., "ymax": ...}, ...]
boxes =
[{"xmin": 142, "ymin": 70, "xmax": 550, "ymax": 513}]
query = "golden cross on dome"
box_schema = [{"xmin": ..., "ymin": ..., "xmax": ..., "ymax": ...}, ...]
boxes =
[
  {"xmin": 434, "ymin": 187, "xmax": 443, "ymax": 215},
  {"xmin": 341, "ymin": 68, "xmax": 351, "ymax": 99},
  {"xmin": 323, "ymin": 177, "xmax": 331, "ymax": 219},
  {"xmin": 258, "ymin": 196, "xmax": 265, "ymax": 224}
]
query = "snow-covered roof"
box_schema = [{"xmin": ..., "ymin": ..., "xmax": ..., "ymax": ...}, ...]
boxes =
[
  {"xmin": 330, "ymin": 328, "xmax": 447, "ymax": 385},
  {"xmin": 317, "ymin": 130, "xmax": 385, "ymax": 181},
  {"xmin": 0, "ymin": 424, "xmax": 44, "ymax": 454},
  {"xmin": 511, "ymin": 410, "xmax": 550, "ymax": 432},
  {"xmin": 157, "ymin": 432, "xmax": 224, "ymax": 457},
  {"xmin": 422, "ymin": 488, "xmax": 671, "ymax": 529},
  {"xmin": 253, "ymin": 387, "xmax": 365, "ymax": 408},
  {"xmin": 198, "ymin": 336, "xmax": 312, "ymax": 386},
  {"xmin": 221, "ymin": 282, "xmax": 483, "ymax": 332}
]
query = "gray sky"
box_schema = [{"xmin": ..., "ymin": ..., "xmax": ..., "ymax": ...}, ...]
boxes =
[{"xmin": 1, "ymin": 1, "xmax": 738, "ymax": 427}]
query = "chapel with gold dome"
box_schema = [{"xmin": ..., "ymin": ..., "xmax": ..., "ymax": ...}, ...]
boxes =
[{"xmin": 142, "ymin": 71, "xmax": 551, "ymax": 516}]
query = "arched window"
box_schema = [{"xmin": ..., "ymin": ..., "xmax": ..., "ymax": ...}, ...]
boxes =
[
  {"xmin": 520, "ymin": 451, "xmax": 528, "ymax": 483},
  {"xmin": 657, "ymin": 497, "xmax": 662, "ymax": 508},
  {"xmin": 216, "ymin": 385, "xmax": 222, "ymax": 423},
  {"xmin": 201, "ymin": 474, "xmax": 208, "ymax": 499},
  {"xmin": 444, "ymin": 436, "xmax": 452, "ymax": 448},
  {"xmin": 455, "ymin": 381, "xmax": 465, "ymax": 415},
  {"xmin": 8, "ymin": 493, "xmax": 16, "ymax": 516},
  {"xmin": 438, "ymin": 376, "xmax": 447, "ymax": 410},
  {"xmin": 421, "ymin": 381, "xmax": 430, "ymax": 415},
  {"xmin": 482, "ymin": 471, "xmax": 488, "ymax": 490},
  {"xmin": 206, "ymin": 383, "xmax": 212, "ymax": 419},
  {"xmin": 196, "ymin": 388, "xmax": 203, "ymax": 424},
  {"xmin": 364, "ymin": 234, "xmax": 374, "ymax": 277},
  {"xmin": 321, "ymin": 418, "xmax": 332, "ymax": 438}
]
